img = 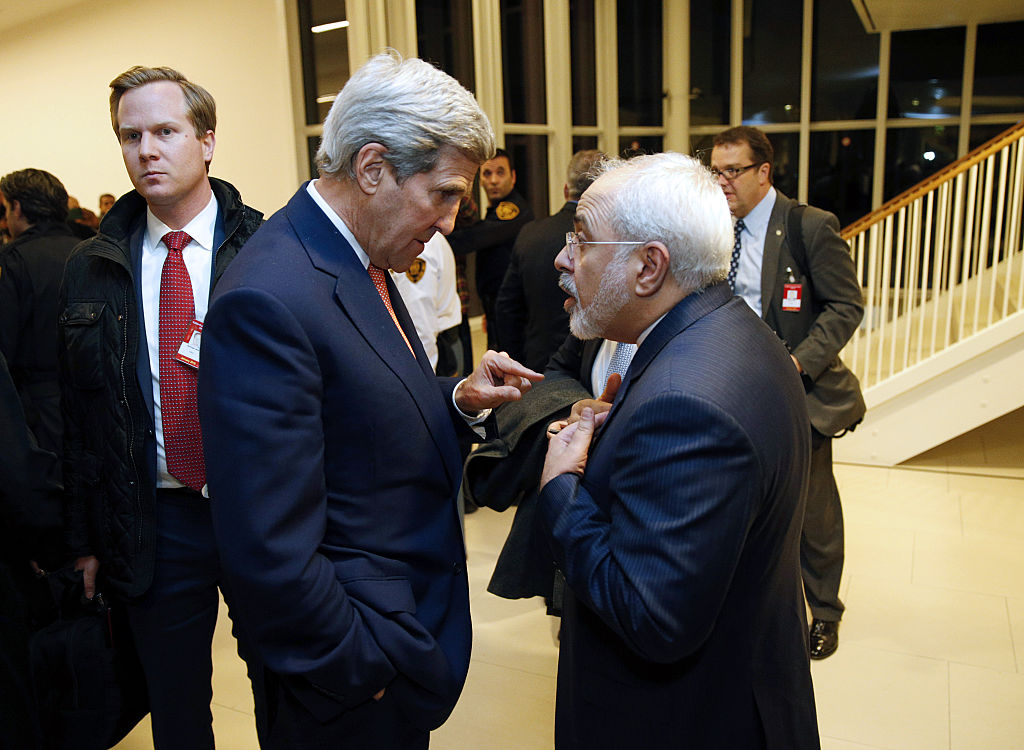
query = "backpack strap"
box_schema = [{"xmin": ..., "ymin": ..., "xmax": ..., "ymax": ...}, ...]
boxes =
[{"xmin": 787, "ymin": 203, "xmax": 808, "ymax": 278}]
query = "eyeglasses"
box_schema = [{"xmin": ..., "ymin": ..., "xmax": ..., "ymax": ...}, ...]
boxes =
[
  {"xmin": 565, "ymin": 232, "xmax": 644, "ymax": 261},
  {"xmin": 709, "ymin": 163, "xmax": 762, "ymax": 181}
]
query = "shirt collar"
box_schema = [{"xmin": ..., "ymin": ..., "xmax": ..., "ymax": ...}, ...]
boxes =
[
  {"xmin": 145, "ymin": 191, "xmax": 218, "ymax": 252},
  {"xmin": 739, "ymin": 185, "xmax": 776, "ymax": 237},
  {"xmin": 307, "ymin": 179, "xmax": 369, "ymax": 269}
]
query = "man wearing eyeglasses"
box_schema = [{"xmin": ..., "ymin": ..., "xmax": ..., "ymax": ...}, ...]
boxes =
[
  {"xmin": 538, "ymin": 152, "xmax": 819, "ymax": 749},
  {"xmin": 711, "ymin": 125, "xmax": 865, "ymax": 661}
]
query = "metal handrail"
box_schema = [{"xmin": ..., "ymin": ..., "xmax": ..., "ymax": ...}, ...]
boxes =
[{"xmin": 839, "ymin": 121, "xmax": 1024, "ymax": 389}]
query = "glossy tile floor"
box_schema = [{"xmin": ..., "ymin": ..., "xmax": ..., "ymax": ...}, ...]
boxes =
[{"xmin": 115, "ymin": 345, "xmax": 1024, "ymax": 749}]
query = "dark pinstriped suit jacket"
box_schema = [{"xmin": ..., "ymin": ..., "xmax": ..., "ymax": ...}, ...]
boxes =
[{"xmin": 539, "ymin": 282, "xmax": 820, "ymax": 750}]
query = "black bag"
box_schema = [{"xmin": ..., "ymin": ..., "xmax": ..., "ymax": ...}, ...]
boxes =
[{"xmin": 28, "ymin": 567, "xmax": 148, "ymax": 750}]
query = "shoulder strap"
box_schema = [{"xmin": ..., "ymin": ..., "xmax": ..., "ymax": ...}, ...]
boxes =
[{"xmin": 786, "ymin": 203, "xmax": 808, "ymax": 278}]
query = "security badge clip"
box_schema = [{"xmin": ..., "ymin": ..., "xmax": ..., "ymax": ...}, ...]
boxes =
[
  {"xmin": 782, "ymin": 266, "xmax": 802, "ymax": 312},
  {"xmin": 175, "ymin": 319, "xmax": 203, "ymax": 369}
]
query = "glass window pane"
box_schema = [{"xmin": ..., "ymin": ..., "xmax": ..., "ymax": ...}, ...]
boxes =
[
  {"xmin": 968, "ymin": 123, "xmax": 1017, "ymax": 152},
  {"xmin": 570, "ymin": 0, "xmax": 597, "ymax": 127},
  {"xmin": 767, "ymin": 132, "xmax": 800, "ymax": 200},
  {"xmin": 501, "ymin": 0, "xmax": 546, "ymax": 124},
  {"xmin": 742, "ymin": 0, "xmax": 802, "ymax": 124},
  {"xmin": 691, "ymin": 134, "xmax": 716, "ymax": 164},
  {"xmin": 504, "ymin": 134, "xmax": 549, "ymax": 219},
  {"xmin": 809, "ymin": 130, "xmax": 875, "ymax": 228},
  {"xmin": 298, "ymin": 0, "xmax": 350, "ymax": 126},
  {"xmin": 572, "ymin": 135, "xmax": 600, "ymax": 153},
  {"xmin": 619, "ymin": 135, "xmax": 663, "ymax": 158},
  {"xmin": 889, "ymin": 27, "xmax": 965, "ymax": 120},
  {"xmin": 306, "ymin": 136, "xmax": 320, "ymax": 181},
  {"xmin": 973, "ymin": 21, "xmax": 1024, "ymax": 116},
  {"xmin": 811, "ymin": 0, "xmax": 879, "ymax": 121},
  {"xmin": 690, "ymin": 0, "xmax": 730, "ymax": 125},
  {"xmin": 416, "ymin": 0, "xmax": 476, "ymax": 92},
  {"xmin": 618, "ymin": 0, "xmax": 663, "ymax": 127},
  {"xmin": 884, "ymin": 125, "xmax": 959, "ymax": 200}
]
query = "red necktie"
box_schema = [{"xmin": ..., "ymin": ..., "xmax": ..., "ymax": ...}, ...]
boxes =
[
  {"xmin": 368, "ymin": 264, "xmax": 415, "ymax": 356},
  {"xmin": 159, "ymin": 230, "xmax": 205, "ymax": 490}
]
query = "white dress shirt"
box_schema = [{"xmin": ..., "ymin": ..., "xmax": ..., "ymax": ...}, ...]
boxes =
[
  {"xmin": 587, "ymin": 314, "xmax": 663, "ymax": 398},
  {"xmin": 141, "ymin": 192, "xmax": 218, "ymax": 489}
]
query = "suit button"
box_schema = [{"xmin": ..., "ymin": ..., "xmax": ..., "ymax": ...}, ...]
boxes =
[{"xmin": 453, "ymin": 562, "xmax": 465, "ymax": 575}]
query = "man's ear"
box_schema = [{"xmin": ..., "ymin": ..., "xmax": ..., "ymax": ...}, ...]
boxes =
[
  {"xmin": 634, "ymin": 242, "xmax": 672, "ymax": 298},
  {"xmin": 353, "ymin": 143, "xmax": 389, "ymax": 195},
  {"xmin": 200, "ymin": 130, "xmax": 216, "ymax": 167}
]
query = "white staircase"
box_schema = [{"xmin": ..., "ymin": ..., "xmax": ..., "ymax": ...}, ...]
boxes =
[{"xmin": 833, "ymin": 122, "xmax": 1024, "ymax": 466}]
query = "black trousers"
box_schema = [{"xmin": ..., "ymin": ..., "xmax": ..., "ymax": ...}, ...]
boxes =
[
  {"xmin": 0, "ymin": 562, "xmax": 42, "ymax": 750},
  {"xmin": 801, "ymin": 430, "xmax": 846, "ymax": 621},
  {"xmin": 479, "ymin": 291, "xmax": 500, "ymax": 351},
  {"xmin": 125, "ymin": 487, "xmax": 263, "ymax": 750}
]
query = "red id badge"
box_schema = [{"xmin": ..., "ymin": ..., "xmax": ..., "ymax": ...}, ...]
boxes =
[
  {"xmin": 174, "ymin": 319, "xmax": 203, "ymax": 369},
  {"xmin": 782, "ymin": 283, "xmax": 802, "ymax": 312}
]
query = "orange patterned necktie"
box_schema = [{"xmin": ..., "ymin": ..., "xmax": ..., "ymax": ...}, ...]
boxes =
[{"xmin": 368, "ymin": 264, "xmax": 415, "ymax": 356}]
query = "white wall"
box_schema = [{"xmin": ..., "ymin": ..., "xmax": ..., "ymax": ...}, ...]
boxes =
[{"xmin": 0, "ymin": 0, "xmax": 300, "ymax": 220}]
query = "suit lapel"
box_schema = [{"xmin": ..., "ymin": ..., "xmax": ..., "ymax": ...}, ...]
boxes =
[
  {"xmin": 285, "ymin": 187, "xmax": 462, "ymax": 485},
  {"xmin": 760, "ymin": 192, "xmax": 791, "ymax": 316},
  {"xmin": 591, "ymin": 283, "xmax": 734, "ymax": 454}
]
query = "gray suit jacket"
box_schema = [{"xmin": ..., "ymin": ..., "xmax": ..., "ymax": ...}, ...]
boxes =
[{"xmin": 761, "ymin": 192, "xmax": 865, "ymax": 436}]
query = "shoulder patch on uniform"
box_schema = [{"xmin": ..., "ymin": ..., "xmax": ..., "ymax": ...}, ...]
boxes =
[
  {"xmin": 406, "ymin": 257, "xmax": 426, "ymax": 283},
  {"xmin": 495, "ymin": 201, "xmax": 520, "ymax": 220}
]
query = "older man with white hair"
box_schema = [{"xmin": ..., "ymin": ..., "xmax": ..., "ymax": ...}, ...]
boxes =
[
  {"xmin": 539, "ymin": 153, "xmax": 820, "ymax": 749},
  {"xmin": 199, "ymin": 52, "xmax": 541, "ymax": 749}
]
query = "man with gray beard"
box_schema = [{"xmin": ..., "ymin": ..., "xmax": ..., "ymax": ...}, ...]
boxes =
[{"xmin": 538, "ymin": 153, "xmax": 819, "ymax": 749}]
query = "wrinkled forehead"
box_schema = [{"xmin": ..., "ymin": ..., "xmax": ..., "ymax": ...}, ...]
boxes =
[
  {"xmin": 574, "ymin": 175, "xmax": 621, "ymax": 235},
  {"xmin": 413, "ymin": 147, "xmax": 479, "ymax": 194}
]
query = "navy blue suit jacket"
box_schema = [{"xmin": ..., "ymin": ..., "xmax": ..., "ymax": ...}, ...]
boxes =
[
  {"xmin": 199, "ymin": 184, "xmax": 475, "ymax": 736},
  {"xmin": 539, "ymin": 282, "xmax": 819, "ymax": 749}
]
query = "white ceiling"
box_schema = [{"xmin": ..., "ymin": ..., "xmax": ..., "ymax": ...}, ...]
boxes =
[{"xmin": 851, "ymin": 0, "xmax": 1024, "ymax": 32}]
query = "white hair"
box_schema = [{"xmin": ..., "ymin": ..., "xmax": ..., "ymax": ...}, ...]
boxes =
[
  {"xmin": 315, "ymin": 50, "xmax": 495, "ymax": 181},
  {"xmin": 590, "ymin": 152, "xmax": 733, "ymax": 292}
]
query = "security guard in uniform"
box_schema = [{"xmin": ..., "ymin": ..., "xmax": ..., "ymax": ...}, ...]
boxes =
[{"xmin": 447, "ymin": 147, "xmax": 533, "ymax": 350}]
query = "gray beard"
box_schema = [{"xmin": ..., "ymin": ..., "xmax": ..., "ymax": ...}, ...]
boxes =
[{"xmin": 561, "ymin": 255, "xmax": 631, "ymax": 340}]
